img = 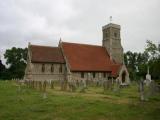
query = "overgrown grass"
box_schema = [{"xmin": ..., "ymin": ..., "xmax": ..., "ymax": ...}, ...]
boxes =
[{"xmin": 0, "ymin": 80, "xmax": 160, "ymax": 120}]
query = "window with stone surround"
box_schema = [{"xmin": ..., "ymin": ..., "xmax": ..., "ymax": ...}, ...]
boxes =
[
  {"xmin": 106, "ymin": 32, "xmax": 108, "ymax": 37},
  {"xmin": 103, "ymin": 72, "xmax": 106, "ymax": 78},
  {"xmin": 114, "ymin": 32, "xmax": 117, "ymax": 37},
  {"xmin": 42, "ymin": 64, "xmax": 45, "ymax": 72},
  {"xmin": 59, "ymin": 64, "xmax": 62, "ymax": 73},
  {"xmin": 81, "ymin": 72, "xmax": 84, "ymax": 78},
  {"xmin": 51, "ymin": 64, "xmax": 54, "ymax": 73},
  {"xmin": 92, "ymin": 72, "xmax": 96, "ymax": 78}
]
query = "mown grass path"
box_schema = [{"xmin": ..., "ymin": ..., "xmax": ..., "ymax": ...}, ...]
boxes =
[{"xmin": 0, "ymin": 81, "xmax": 160, "ymax": 120}]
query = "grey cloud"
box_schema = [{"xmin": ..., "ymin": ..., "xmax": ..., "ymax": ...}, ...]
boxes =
[{"xmin": 0, "ymin": 0, "xmax": 160, "ymax": 64}]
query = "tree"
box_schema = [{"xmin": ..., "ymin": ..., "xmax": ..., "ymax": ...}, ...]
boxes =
[
  {"xmin": 124, "ymin": 51, "xmax": 148, "ymax": 80},
  {"xmin": 144, "ymin": 40, "xmax": 160, "ymax": 80},
  {"xmin": 0, "ymin": 59, "xmax": 5, "ymax": 72},
  {"xmin": 145, "ymin": 40, "xmax": 160, "ymax": 60},
  {"xmin": 0, "ymin": 59, "xmax": 6, "ymax": 80},
  {"xmin": 124, "ymin": 51, "xmax": 136, "ymax": 80},
  {"xmin": 4, "ymin": 47, "xmax": 28, "ymax": 79}
]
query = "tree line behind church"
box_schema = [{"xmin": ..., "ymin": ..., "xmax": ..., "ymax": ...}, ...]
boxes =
[
  {"xmin": 0, "ymin": 40, "xmax": 160, "ymax": 81},
  {"xmin": 124, "ymin": 40, "xmax": 160, "ymax": 80}
]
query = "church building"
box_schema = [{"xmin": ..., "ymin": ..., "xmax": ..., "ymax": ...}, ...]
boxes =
[{"xmin": 24, "ymin": 22, "xmax": 130, "ymax": 85}]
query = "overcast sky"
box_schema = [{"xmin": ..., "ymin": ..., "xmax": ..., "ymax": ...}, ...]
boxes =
[{"xmin": 0, "ymin": 0, "xmax": 160, "ymax": 63}]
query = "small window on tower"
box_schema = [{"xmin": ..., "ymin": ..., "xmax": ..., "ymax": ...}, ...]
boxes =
[
  {"xmin": 106, "ymin": 32, "xmax": 108, "ymax": 37},
  {"xmin": 114, "ymin": 32, "xmax": 117, "ymax": 37}
]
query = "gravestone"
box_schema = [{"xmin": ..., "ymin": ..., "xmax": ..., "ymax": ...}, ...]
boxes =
[
  {"xmin": 42, "ymin": 80, "xmax": 47, "ymax": 99},
  {"xmin": 144, "ymin": 66, "xmax": 152, "ymax": 86},
  {"xmin": 79, "ymin": 79, "xmax": 87, "ymax": 93},
  {"xmin": 139, "ymin": 78, "xmax": 145, "ymax": 101},
  {"xmin": 113, "ymin": 77, "xmax": 120, "ymax": 92},
  {"xmin": 139, "ymin": 77, "xmax": 156, "ymax": 101},
  {"xmin": 103, "ymin": 77, "xmax": 113, "ymax": 91},
  {"xmin": 51, "ymin": 80, "xmax": 54, "ymax": 89},
  {"xmin": 39, "ymin": 81, "xmax": 42, "ymax": 91}
]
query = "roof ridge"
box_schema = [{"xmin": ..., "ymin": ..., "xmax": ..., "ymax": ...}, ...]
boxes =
[
  {"xmin": 31, "ymin": 44, "xmax": 58, "ymax": 48},
  {"xmin": 62, "ymin": 41, "xmax": 102, "ymax": 47}
]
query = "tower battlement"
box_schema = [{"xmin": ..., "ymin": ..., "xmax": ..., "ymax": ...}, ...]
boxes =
[{"xmin": 102, "ymin": 23, "xmax": 121, "ymax": 30}]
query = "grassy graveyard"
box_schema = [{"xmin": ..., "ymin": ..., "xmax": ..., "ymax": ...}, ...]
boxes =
[{"xmin": 0, "ymin": 80, "xmax": 160, "ymax": 120}]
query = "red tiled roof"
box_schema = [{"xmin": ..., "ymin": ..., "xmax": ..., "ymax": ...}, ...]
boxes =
[
  {"xmin": 61, "ymin": 42, "xmax": 114, "ymax": 72},
  {"xmin": 30, "ymin": 45, "xmax": 65, "ymax": 63},
  {"xmin": 110, "ymin": 64, "xmax": 122, "ymax": 77}
]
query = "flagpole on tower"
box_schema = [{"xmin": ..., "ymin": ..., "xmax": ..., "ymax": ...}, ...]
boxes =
[{"xmin": 110, "ymin": 16, "xmax": 112, "ymax": 23}]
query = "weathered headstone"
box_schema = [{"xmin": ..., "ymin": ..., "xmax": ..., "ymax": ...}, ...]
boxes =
[
  {"xmin": 103, "ymin": 77, "xmax": 113, "ymax": 91},
  {"xmin": 139, "ymin": 79, "xmax": 145, "ymax": 101},
  {"xmin": 113, "ymin": 77, "xmax": 120, "ymax": 92},
  {"xmin": 148, "ymin": 80, "xmax": 156, "ymax": 96},
  {"xmin": 79, "ymin": 79, "xmax": 87, "ymax": 93},
  {"xmin": 39, "ymin": 81, "xmax": 42, "ymax": 91},
  {"xmin": 144, "ymin": 66, "xmax": 152, "ymax": 86},
  {"xmin": 50, "ymin": 80, "xmax": 54, "ymax": 89},
  {"xmin": 60, "ymin": 79, "xmax": 67, "ymax": 91},
  {"xmin": 42, "ymin": 80, "xmax": 47, "ymax": 99}
]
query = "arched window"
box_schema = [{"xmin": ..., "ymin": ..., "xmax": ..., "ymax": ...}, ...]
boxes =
[
  {"xmin": 51, "ymin": 64, "xmax": 54, "ymax": 73},
  {"xmin": 42, "ymin": 64, "xmax": 45, "ymax": 72},
  {"xmin": 108, "ymin": 76, "xmax": 112, "ymax": 80},
  {"xmin": 114, "ymin": 32, "xmax": 117, "ymax": 37},
  {"xmin": 122, "ymin": 71, "xmax": 126, "ymax": 83},
  {"xmin": 103, "ymin": 72, "xmax": 106, "ymax": 78},
  {"xmin": 93, "ymin": 72, "xmax": 96, "ymax": 78},
  {"xmin": 106, "ymin": 32, "xmax": 108, "ymax": 37},
  {"xmin": 59, "ymin": 64, "xmax": 62, "ymax": 73},
  {"xmin": 81, "ymin": 72, "xmax": 84, "ymax": 78}
]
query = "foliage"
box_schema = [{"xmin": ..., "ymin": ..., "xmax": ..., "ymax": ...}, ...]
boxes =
[
  {"xmin": 125, "ymin": 40, "xmax": 160, "ymax": 80},
  {"xmin": 145, "ymin": 40, "xmax": 160, "ymax": 60},
  {"xmin": 2, "ymin": 47, "xmax": 28, "ymax": 79},
  {"xmin": 0, "ymin": 60, "xmax": 6, "ymax": 80},
  {"xmin": 124, "ymin": 51, "xmax": 148, "ymax": 80},
  {"xmin": 144, "ymin": 40, "xmax": 160, "ymax": 79}
]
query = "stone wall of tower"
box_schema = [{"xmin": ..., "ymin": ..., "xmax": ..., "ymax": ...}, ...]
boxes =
[{"xmin": 102, "ymin": 23, "xmax": 124, "ymax": 64}]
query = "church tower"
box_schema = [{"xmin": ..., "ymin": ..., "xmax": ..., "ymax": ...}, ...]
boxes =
[{"xmin": 102, "ymin": 23, "xmax": 124, "ymax": 64}]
